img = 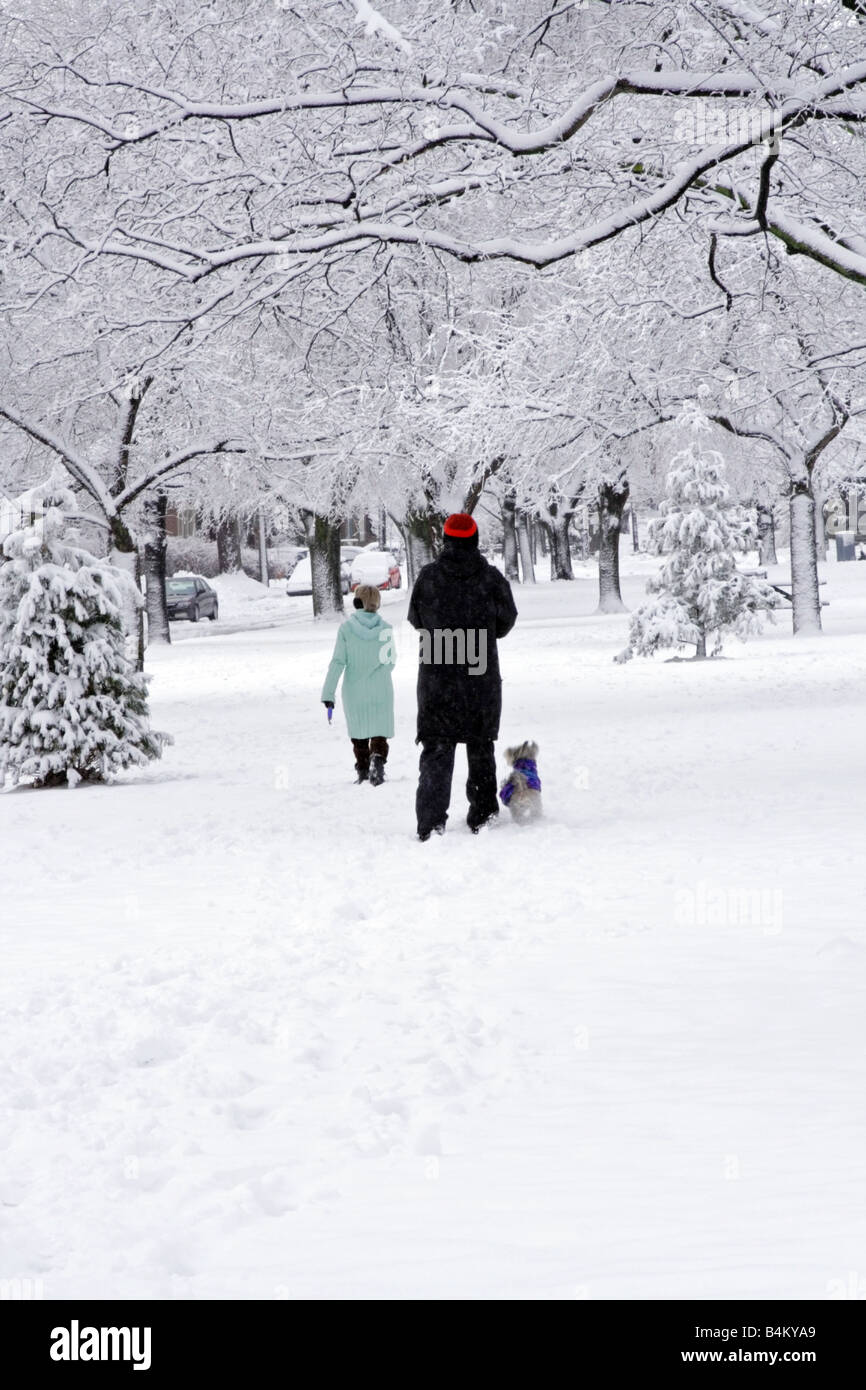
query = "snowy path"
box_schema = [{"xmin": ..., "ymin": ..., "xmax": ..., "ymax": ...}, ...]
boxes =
[{"xmin": 2, "ymin": 565, "xmax": 866, "ymax": 1299}]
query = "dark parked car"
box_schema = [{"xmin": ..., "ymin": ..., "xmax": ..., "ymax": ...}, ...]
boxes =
[{"xmin": 165, "ymin": 575, "xmax": 219, "ymax": 623}]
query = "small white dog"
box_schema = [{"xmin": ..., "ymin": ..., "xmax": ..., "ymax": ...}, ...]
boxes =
[{"xmin": 499, "ymin": 740, "xmax": 543, "ymax": 824}]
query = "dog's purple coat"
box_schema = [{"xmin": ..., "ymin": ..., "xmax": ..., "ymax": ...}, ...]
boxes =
[{"xmin": 499, "ymin": 757, "xmax": 542, "ymax": 806}]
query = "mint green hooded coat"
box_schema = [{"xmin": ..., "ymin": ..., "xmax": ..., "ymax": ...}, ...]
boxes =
[{"xmin": 321, "ymin": 610, "xmax": 396, "ymax": 738}]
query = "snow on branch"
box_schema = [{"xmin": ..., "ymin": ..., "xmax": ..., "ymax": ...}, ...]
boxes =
[
  {"xmin": 20, "ymin": 62, "xmax": 866, "ymax": 154},
  {"xmin": 706, "ymin": 413, "xmax": 792, "ymax": 460},
  {"xmin": 117, "ymin": 440, "xmax": 247, "ymax": 509},
  {"xmin": 0, "ymin": 404, "xmax": 118, "ymax": 517},
  {"xmin": 708, "ymin": 182, "xmax": 866, "ymax": 287},
  {"xmin": 351, "ymin": 1, "xmax": 412, "ymax": 56}
]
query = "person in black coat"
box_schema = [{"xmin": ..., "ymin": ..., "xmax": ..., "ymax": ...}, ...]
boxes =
[{"xmin": 407, "ymin": 512, "xmax": 518, "ymax": 840}]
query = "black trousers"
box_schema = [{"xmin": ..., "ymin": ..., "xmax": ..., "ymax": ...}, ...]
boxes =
[{"xmin": 416, "ymin": 739, "xmax": 498, "ymax": 834}]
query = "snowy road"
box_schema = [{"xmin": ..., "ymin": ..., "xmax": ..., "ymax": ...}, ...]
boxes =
[{"xmin": 2, "ymin": 561, "xmax": 865, "ymax": 1299}]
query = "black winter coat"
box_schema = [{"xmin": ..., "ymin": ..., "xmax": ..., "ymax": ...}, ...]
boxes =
[{"xmin": 407, "ymin": 542, "xmax": 518, "ymax": 743}]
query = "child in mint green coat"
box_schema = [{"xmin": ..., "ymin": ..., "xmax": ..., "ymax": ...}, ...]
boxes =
[{"xmin": 321, "ymin": 583, "xmax": 396, "ymax": 784}]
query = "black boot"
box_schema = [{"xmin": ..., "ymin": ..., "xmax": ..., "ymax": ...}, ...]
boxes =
[
  {"xmin": 369, "ymin": 753, "xmax": 385, "ymax": 786},
  {"xmin": 352, "ymin": 738, "xmax": 370, "ymax": 783},
  {"xmin": 418, "ymin": 823, "xmax": 446, "ymax": 842}
]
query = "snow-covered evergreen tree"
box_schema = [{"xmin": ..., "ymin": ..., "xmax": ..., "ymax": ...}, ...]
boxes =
[
  {"xmin": 0, "ymin": 482, "xmax": 169, "ymax": 788},
  {"xmin": 623, "ymin": 433, "xmax": 777, "ymax": 661}
]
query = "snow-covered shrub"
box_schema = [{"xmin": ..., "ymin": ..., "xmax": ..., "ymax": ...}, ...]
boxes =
[
  {"xmin": 166, "ymin": 536, "xmax": 279, "ymax": 580},
  {"xmin": 241, "ymin": 546, "xmax": 279, "ymax": 581},
  {"xmin": 0, "ymin": 483, "xmax": 170, "ymax": 789},
  {"xmin": 165, "ymin": 536, "xmax": 220, "ymax": 578},
  {"xmin": 622, "ymin": 440, "xmax": 777, "ymax": 661}
]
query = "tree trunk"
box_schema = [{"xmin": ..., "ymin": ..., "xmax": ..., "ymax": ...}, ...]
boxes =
[
  {"xmin": 573, "ymin": 505, "xmax": 590, "ymax": 562},
  {"xmin": 694, "ymin": 631, "xmax": 708, "ymax": 659},
  {"xmin": 305, "ymin": 512, "xmax": 344, "ymax": 618},
  {"xmin": 108, "ymin": 515, "xmax": 145, "ymax": 671},
  {"xmin": 501, "ymin": 492, "xmax": 519, "ymax": 581},
  {"xmin": 257, "ymin": 508, "xmax": 269, "ymax": 586},
  {"xmin": 403, "ymin": 508, "xmax": 440, "ymax": 586},
  {"xmin": 517, "ymin": 510, "xmax": 536, "ymax": 583},
  {"xmin": 548, "ymin": 504, "xmax": 574, "ymax": 580},
  {"xmin": 756, "ymin": 501, "xmax": 778, "ymax": 566},
  {"xmin": 596, "ymin": 478, "xmax": 629, "ymax": 614},
  {"xmin": 530, "ymin": 518, "xmax": 538, "ymax": 564},
  {"xmin": 630, "ymin": 505, "xmax": 640, "ymax": 553},
  {"xmin": 216, "ymin": 515, "xmax": 243, "ymax": 573},
  {"xmin": 143, "ymin": 491, "xmax": 171, "ymax": 647},
  {"xmin": 813, "ymin": 483, "xmax": 829, "ymax": 559},
  {"xmin": 789, "ymin": 479, "xmax": 822, "ymax": 634}
]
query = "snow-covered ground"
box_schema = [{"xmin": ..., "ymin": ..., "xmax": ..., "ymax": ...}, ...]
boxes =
[{"xmin": 3, "ymin": 554, "xmax": 866, "ymax": 1300}]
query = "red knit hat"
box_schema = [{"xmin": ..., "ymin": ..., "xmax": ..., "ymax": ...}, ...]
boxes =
[{"xmin": 443, "ymin": 513, "xmax": 478, "ymax": 539}]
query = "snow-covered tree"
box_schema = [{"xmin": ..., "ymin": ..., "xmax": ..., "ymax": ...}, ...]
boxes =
[
  {"xmin": 423, "ymin": 250, "xmax": 682, "ymax": 597},
  {"xmin": 4, "ymin": 0, "xmax": 863, "ymax": 640},
  {"xmin": 0, "ymin": 482, "xmax": 169, "ymax": 789},
  {"xmin": 623, "ymin": 431, "xmax": 777, "ymax": 661},
  {"xmin": 8, "ymin": 1, "xmax": 864, "ymax": 292}
]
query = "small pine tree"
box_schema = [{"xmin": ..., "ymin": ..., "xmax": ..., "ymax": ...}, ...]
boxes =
[
  {"xmin": 0, "ymin": 482, "xmax": 170, "ymax": 789},
  {"xmin": 624, "ymin": 440, "xmax": 777, "ymax": 660}
]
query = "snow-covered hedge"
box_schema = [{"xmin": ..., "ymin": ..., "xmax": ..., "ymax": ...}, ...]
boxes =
[{"xmin": 165, "ymin": 537, "xmax": 284, "ymax": 580}]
